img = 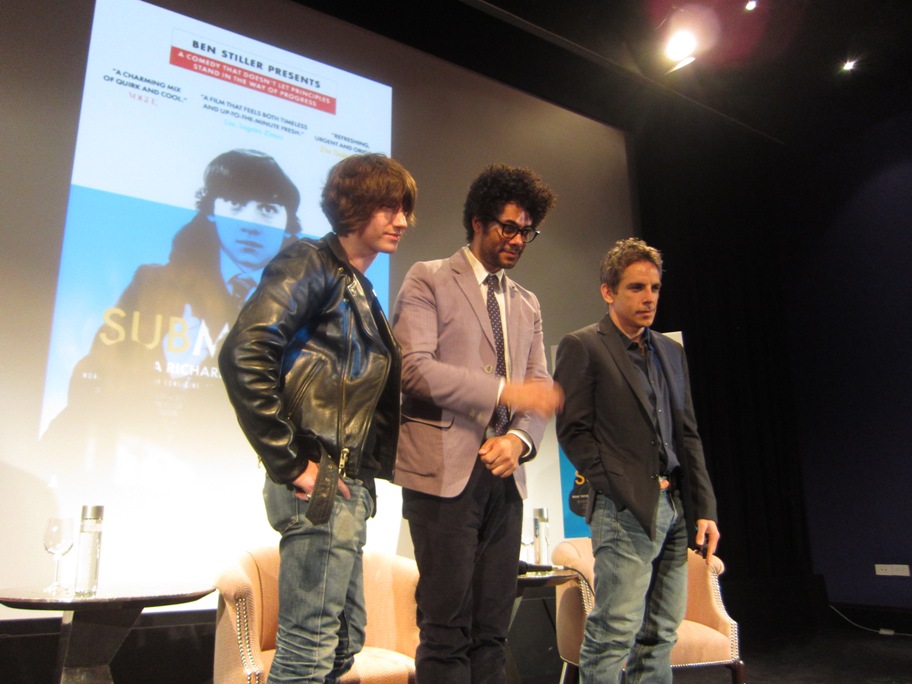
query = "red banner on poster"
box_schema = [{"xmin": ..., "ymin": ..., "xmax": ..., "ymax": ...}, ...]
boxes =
[{"xmin": 170, "ymin": 47, "xmax": 336, "ymax": 114}]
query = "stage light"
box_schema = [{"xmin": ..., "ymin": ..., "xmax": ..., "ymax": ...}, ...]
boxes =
[
  {"xmin": 841, "ymin": 59, "xmax": 857, "ymax": 72},
  {"xmin": 665, "ymin": 29, "xmax": 698, "ymax": 62},
  {"xmin": 658, "ymin": 4, "xmax": 720, "ymax": 73},
  {"xmin": 745, "ymin": 1, "xmax": 757, "ymax": 10}
]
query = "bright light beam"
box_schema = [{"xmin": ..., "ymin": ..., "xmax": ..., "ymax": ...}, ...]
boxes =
[{"xmin": 665, "ymin": 30, "xmax": 697, "ymax": 62}]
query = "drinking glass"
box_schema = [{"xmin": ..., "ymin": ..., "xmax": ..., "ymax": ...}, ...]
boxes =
[
  {"xmin": 520, "ymin": 515, "xmax": 535, "ymax": 563},
  {"xmin": 43, "ymin": 517, "xmax": 74, "ymax": 595}
]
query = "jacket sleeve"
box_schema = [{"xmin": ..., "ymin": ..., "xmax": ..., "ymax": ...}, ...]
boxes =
[
  {"xmin": 506, "ymin": 288, "xmax": 551, "ymax": 455},
  {"xmin": 218, "ymin": 245, "xmax": 329, "ymax": 484},
  {"xmin": 553, "ymin": 331, "xmax": 609, "ymax": 487}
]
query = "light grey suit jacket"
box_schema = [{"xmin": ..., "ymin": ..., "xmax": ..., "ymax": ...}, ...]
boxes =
[{"xmin": 392, "ymin": 248, "xmax": 552, "ymax": 498}]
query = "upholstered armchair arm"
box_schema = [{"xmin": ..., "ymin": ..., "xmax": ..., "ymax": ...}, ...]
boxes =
[
  {"xmin": 362, "ymin": 550, "xmax": 421, "ymax": 658},
  {"xmin": 553, "ymin": 538, "xmax": 596, "ymax": 585},
  {"xmin": 684, "ymin": 551, "xmax": 735, "ymax": 640},
  {"xmin": 552, "ymin": 539, "xmax": 597, "ymax": 667},
  {"xmin": 214, "ymin": 557, "xmax": 269, "ymax": 684}
]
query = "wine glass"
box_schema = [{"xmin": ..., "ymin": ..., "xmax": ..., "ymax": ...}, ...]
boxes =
[{"xmin": 43, "ymin": 517, "xmax": 74, "ymax": 595}]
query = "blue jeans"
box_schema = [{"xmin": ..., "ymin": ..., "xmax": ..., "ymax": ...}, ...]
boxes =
[
  {"xmin": 263, "ymin": 476, "xmax": 373, "ymax": 683},
  {"xmin": 580, "ymin": 490, "xmax": 688, "ymax": 684}
]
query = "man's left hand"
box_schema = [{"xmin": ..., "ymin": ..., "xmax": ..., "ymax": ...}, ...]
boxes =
[
  {"xmin": 478, "ymin": 433, "xmax": 524, "ymax": 478},
  {"xmin": 695, "ymin": 519, "xmax": 721, "ymax": 565}
]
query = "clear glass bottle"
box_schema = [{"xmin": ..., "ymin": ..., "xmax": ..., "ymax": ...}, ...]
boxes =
[
  {"xmin": 74, "ymin": 505, "xmax": 104, "ymax": 596},
  {"xmin": 533, "ymin": 507, "xmax": 550, "ymax": 566}
]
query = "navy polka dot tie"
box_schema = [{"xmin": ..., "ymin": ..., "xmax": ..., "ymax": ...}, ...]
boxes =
[{"xmin": 485, "ymin": 274, "xmax": 510, "ymax": 436}]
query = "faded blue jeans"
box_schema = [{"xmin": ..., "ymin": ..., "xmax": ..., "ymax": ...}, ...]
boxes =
[
  {"xmin": 580, "ymin": 490, "xmax": 688, "ymax": 684},
  {"xmin": 264, "ymin": 476, "xmax": 373, "ymax": 683}
]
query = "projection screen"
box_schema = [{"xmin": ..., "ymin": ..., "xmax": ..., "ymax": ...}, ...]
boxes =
[{"xmin": 1, "ymin": 0, "xmax": 635, "ymax": 618}]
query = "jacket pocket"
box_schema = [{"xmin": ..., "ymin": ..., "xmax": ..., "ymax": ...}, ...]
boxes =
[
  {"xmin": 401, "ymin": 399, "xmax": 454, "ymax": 429},
  {"xmin": 284, "ymin": 355, "xmax": 327, "ymax": 419}
]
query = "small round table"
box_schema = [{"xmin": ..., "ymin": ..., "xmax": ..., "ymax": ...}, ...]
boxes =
[{"xmin": 0, "ymin": 584, "xmax": 214, "ymax": 683}]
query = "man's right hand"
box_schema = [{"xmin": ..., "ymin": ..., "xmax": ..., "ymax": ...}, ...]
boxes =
[
  {"xmin": 500, "ymin": 381, "xmax": 564, "ymax": 417},
  {"xmin": 291, "ymin": 460, "xmax": 351, "ymax": 501}
]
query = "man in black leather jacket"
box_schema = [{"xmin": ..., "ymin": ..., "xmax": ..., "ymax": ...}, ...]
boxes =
[{"xmin": 219, "ymin": 153, "xmax": 417, "ymax": 683}]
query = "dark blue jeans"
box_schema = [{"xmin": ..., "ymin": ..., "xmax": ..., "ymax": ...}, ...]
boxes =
[
  {"xmin": 263, "ymin": 476, "xmax": 372, "ymax": 683},
  {"xmin": 402, "ymin": 459, "xmax": 523, "ymax": 684}
]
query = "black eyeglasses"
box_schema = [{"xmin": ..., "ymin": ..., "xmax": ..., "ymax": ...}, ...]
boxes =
[{"xmin": 489, "ymin": 218, "xmax": 540, "ymax": 243}]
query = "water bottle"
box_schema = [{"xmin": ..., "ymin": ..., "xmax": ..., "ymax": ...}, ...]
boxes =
[
  {"xmin": 74, "ymin": 505, "xmax": 104, "ymax": 596},
  {"xmin": 533, "ymin": 507, "xmax": 550, "ymax": 566}
]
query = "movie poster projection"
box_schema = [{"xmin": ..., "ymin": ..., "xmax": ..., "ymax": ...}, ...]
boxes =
[{"xmin": 36, "ymin": 0, "xmax": 391, "ymax": 587}]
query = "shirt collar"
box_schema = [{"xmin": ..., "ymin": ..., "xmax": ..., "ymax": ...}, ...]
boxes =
[
  {"xmin": 463, "ymin": 245, "xmax": 505, "ymax": 288},
  {"xmin": 609, "ymin": 315, "xmax": 654, "ymax": 350}
]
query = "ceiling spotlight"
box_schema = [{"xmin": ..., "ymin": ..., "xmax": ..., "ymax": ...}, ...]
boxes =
[
  {"xmin": 658, "ymin": 4, "xmax": 720, "ymax": 73},
  {"xmin": 745, "ymin": 1, "xmax": 757, "ymax": 10},
  {"xmin": 665, "ymin": 30, "xmax": 698, "ymax": 62},
  {"xmin": 841, "ymin": 59, "xmax": 857, "ymax": 72}
]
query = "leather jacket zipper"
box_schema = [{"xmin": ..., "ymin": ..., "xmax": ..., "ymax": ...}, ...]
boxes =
[
  {"xmin": 338, "ymin": 279, "xmax": 354, "ymax": 473},
  {"xmin": 339, "ymin": 447, "xmax": 349, "ymax": 477},
  {"xmin": 335, "ymin": 268, "xmax": 394, "ymax": 477}
]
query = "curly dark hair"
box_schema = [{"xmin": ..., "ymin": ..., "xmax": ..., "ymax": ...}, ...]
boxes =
[
  {"xmin": 321, "ymin": 153, "xmax": 417, "ymax": 235},
  {"xmin": 599, "ymin": 238, "xmax": 664, "ymax": 292},
  {"xmin": 462, "ymin": 164, "xmax": 556, "ymax": 241}
]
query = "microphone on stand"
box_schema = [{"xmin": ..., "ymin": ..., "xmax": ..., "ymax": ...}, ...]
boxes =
[{"xmin": 517, "ymin": 560, "xmax": 568, "ymax": 575}]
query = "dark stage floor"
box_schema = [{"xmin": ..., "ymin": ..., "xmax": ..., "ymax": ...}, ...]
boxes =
[
  {"xmin": 522, "ymin": 623, "xmax": 912, "ymax": 684},
  {"xmin": 673, "ymin": 624, "xmax": 912, "ymax": 684}
]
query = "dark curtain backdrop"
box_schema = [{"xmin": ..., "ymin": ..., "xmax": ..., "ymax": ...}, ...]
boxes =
[{"xmin": 630, "ymin": 98, "xmax": 813, "ymax": 583}]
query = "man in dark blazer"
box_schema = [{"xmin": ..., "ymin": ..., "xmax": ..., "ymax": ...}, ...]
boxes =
[
  {"xmin": 554, "ymin": 238, "xmax": 720, "ymax": 684},
  {"xmin": 393, "ymin": 164, "xmax": 563, "ymax": 683}
]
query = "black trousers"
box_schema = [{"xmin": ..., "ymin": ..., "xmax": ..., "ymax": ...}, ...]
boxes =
[{"xmin": 402, "ymin": 458, "xmax": 523, "ymax": 684}]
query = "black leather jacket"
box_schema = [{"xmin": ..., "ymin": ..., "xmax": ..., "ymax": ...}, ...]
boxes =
[{"xmin": 219, "ymin": 233, "xmax": 400, "ymax": 495}]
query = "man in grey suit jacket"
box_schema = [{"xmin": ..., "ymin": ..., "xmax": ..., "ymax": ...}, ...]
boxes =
[
  {"xmin": 554, "ymin": 238, "xmax": 720, "ymax": 684},
  {"xmin": 393, "ymin": 164, "xmax": 563, "ymax": 683}
]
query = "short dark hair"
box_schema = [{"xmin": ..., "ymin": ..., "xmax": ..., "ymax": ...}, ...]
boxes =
[
  {"xmin": 600, "ymin": 238, "xmax": 664, "ymax": 291},
  {"xmin": 462, "ymin": 164, "xmax": 557, "ymax": 241},
  {"xmin": 321, "ymin": 153, "xmax": 417, "ymax": 235},
  {"xmin": 196, "ymin": 149, "xmax": 301, "ymax": 234}
]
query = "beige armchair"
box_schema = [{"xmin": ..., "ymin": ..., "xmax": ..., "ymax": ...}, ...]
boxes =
[
  {"xmin": 213, "ymin": 546, "xmax": 420, "ymax": 683},
  {"xmin": 552, "ymin": 537, "xmax": 744, "ymax": 684}
]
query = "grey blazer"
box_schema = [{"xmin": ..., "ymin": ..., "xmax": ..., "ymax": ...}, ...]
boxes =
[
  {"xmin": 392, "ymin": 248, "xmax": 551, "ymax": 498},
  {"xmin": 554, "ymin": 314, "xmax": 717, "ymax": 545}
]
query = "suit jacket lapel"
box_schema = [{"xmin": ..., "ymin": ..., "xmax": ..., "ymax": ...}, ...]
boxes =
[
  {"xmin": 597, "ymin": 314, "xmax": 653, "ymax": 417},
  {"xmin": 504, "ymin": 278, "xmax": 526, "ymax": 378},
  {"xmin": 449, "ymin": 250, "xmax": 497, "ymax": 350}
]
